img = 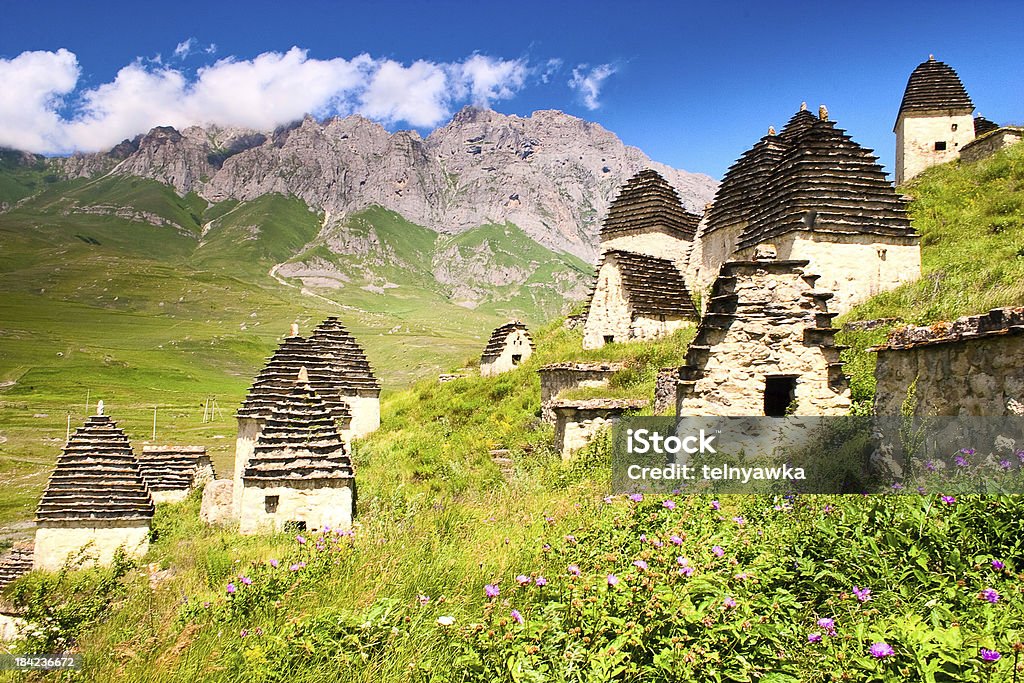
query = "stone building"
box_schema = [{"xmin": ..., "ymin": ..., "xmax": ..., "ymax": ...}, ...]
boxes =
[
  {"xmin": 239, "ymin": 368, "xmax": 356, "ymax": 534},
  {"xmin": 872, "ymin": 307, "xmax": 1024, "ymax": 416},
  {"xmin": 34, "ymin": 407, "xmax": 154, "ymax": 571},
  {"xmin": 676, "ymin": 251, "xmax": 850, "ymax": 417},
  {"xmin": 308, "ymin": 317, "xmax": 382, "ymax": 438},
  {"xmin": 960, "ymin": 126, "xmax": 1024, "ymax": 165},
  {"xmin": 480, "ymin": 322, "xmax": 534, "ymax": 376},
  {"xmin": 692, "ymin": 105, "xmax": 920, "ymax": 314},
  {"xmin": 552, "ymin": 398, "xmax": 648, "ymax": 459},
  {"xmin": 138, "ymin": 446, "xmax": 215, "ymax": 503},
  {"xmin": 583, "ymin": 170, "xmax": 700, "ymax": 349},
  {"xmin": 538, "ymin": 362, "xmax": 624, "ymax": 422}
]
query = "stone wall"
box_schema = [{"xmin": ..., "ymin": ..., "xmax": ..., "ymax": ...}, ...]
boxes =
[
  {"xmin": 736, "ymin": 232, "xmax": 921, "ymax": 315},
  {"xmin": 232, "ymin": 417, "xmax": 262, "ymax": 518},
  {"xmin": 690, "ymin": 222, "xmax": 745, "ymax": 298},
  {"xmin": 552, "ymin": 399, "xmax": 647, "ymax": 459},
  {"xmin": 538, "ymin": 363, "xmax": 624, "ymax": 422},
  {"xmin": 602, "ymin": 230, "xmax": 690, "ymax": 270},
  {"xmin": 872, "ymin": 308, "xmax": 1024, "ymax": 416},
  {"xmin": 960, "ymin": 129, "xmax": 1023, "ymax": 165},
  {"xmin": 583, "ymin": 261, "xmax": 632, "ymax": 349},
  {"xmin": 239, "ymin": 481, "xmax": 354, "ymax": 535},
  {"xmin": 33, "ymin": 523, "xmax": 150, "ymax": 571},
  {"xmin": 895, "ymin": 112, "xmax": 975, "ymax": 184},
  {"xmin": 480, "ymin": 330, "xmax": 534, "ymax": 377},
  {"xmin": 200, "ymin": 480, "xmax": 234, "ymax": 525},
  {"xmin": 655, "ymin": 367, "xmax": 680, "ymax": 415},
  {"xmin": 344, "ymin": 392, "xmax": 381, "ymax": 438}
]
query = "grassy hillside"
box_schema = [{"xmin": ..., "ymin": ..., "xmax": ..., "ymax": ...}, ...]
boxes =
[{"xmin": 2, "ymin": 323, "xmax": 1021, "ymax": 682}]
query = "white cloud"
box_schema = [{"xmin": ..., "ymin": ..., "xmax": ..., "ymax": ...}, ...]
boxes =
[
  {"xmin": 539, "ymin": 58, "xmax": 563, "ymax": 84},
  {"xmin": 0, "ymin": 47, "xmax": 579, "ymax": 154},
  {"xmin": 569, "ymin": 63, "xmax": 617, "ymax": 110}
]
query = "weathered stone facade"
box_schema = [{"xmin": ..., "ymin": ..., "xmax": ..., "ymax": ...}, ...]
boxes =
[
  {"xmin": 583, "ymin": 170, "xmax": 700, "ymax": 349},
  {"xmin": 894, "ymin": 56, "xmax": 976, "ymax": 184},
  {"xmin": 138, "ymin": 445, "xmax": 214, "ymax": 503},
  {"xmin": 538, "ymin": 362, "xmax": 624, "ymax": 422},
  {"xmin": 552, "ymin": 399, "xmax": 648, "ymax": 459},
  {"xmin": 676, "ymin": 256, "xmax": 850, "ymax": 417},
  {"xmin": 480, "ymin": 322, "xmax": 534, "ymax": 376},
  {"xmin": 655, "ymin": 367, "xmax": 680, "ymax": 415},
  {"xmin": 239, "ymin": 369, "xmax": 356, "ymax": 535},
  {"xmin": 960, "ymin": 128, "xmax": 1023, "ymax": 165},
  {"xmin": 200, "ymin": 479, "xmax": 234, "ymax": 525},
  {"xmin": 694, "ymin": 106, "xmax": 920, "ymax": 315},
  {"xmin": 872, "ymin": 307, "xmax": 1024, "ymax": 416},
  {"xmin": 34, "ymin": 410, "xmax": 154, "ymax": 571}
]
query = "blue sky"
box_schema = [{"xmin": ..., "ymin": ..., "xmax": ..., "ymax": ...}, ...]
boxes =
[{"xmin": 1, "ymin": 0, "xmax": 1021, "ymax": 178}]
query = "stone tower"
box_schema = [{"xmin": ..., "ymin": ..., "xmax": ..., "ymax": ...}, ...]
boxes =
[
  {"xmin": 894, "ymin": 56, "xmax": 975, "ymax": 184},
  {"xmin": 480, "ymin": 321, "xmax": 534, "ymax": 376}
]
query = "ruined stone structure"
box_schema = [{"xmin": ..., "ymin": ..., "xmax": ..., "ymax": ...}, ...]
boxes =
[
  {"xmin": 960, "ymin": 127, "xmax": 1024, "ymax": 165},
  {"xmin": 480, "ymin": 322, "xmax": 534, "ymax": 376},
  {"xmin": 34, "ymin": 408, "xmax": 154, "ymax": 571},
  {"xmin": 552, "ymin": 398, "xmax": 648, "ymax": 459},
  {"xmin": 239, "ymin": 369, "xmax": 356, "ymax": 534},
  {"xmin": 872, "ymin": 307, "xmax": 1024, "ymax": 416},
  {"xmin": 538, "ymin": 362, "xmax": 624, "ymax": 422},
  {"xmin": 676, "ymin": 254, "xmax": 851, "ymax": 417},
  {"xmin": 583, "ymin": 170, "xmax": 700, "ymax": 349},
  {"xmin": 0, "ymin": 544, "xmax": 34, "ymax": 591},
  {"xmin": 138, "ymin": 446, "xmax": 214, "ymax": 503},
  {"xmin": 232, "ymin": 318, "xmax": 378, "ymax": 517},
  {"xmin": 692, "ymin": 106, "xmax": 920, "ymax": 314},
  {"xmin": 655, "ymin": 367, "xmax": 681, "ymax": 415}
]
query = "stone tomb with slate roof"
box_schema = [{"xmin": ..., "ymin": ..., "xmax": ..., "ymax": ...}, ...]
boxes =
[
  {"xmin": 34, "ymin": 406, "xmax": 155, "ymax": 571},
  {"xmin": 480, "ymin": 322, "xmax": 534, "ymax": 377},
  {"xmin": 676, "ymin": 250, "xmax": 851, "ymax": 417},
  {"xmin": 692, "ymin": 105, "xmax": 920, "ymax": 314},
  {"xmin": 238, "ymin": 368, "xmax": 355, "ymax": 534},
  {"xmin": 583, "ymin": 170, "xmax": 700, "ymax": 349},
  {"xmin": 138, "ymin": 445, "xmax": 215, "ymax": 503}
]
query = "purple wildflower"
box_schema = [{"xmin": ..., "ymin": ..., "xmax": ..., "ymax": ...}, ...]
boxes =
[
  {"xmin": 603, "ymin": 495, "xmax": 614, "ymax": 504},
  {"xmin": 567, "ymin": 564, "xmax": 581, "ymax": 576},
  {"xmin": 269, "ymin": 559, "xmax": 279, "ymax": 568},
  {"xmin": 535, "ymin": 576, "xmax": 548, "ymax": 587},
  {"xmin": 711, "ymin": 500, "xmax": 721, "ymax": 510},
  {"xmin": 961, "ymin": 448, "xmax": 975, "ymax": 455},
  {"xmin": 516, "ymin": 575, "xmax": 531, "ymax": 586},
  {"xmin": 607, "ymin": 574, "xmax": 619, "ymax": 586},
  {"xmin": 663, "ymin": 500, "xmax": 676, "ymax": 510},
  {"xmin": 925, "ymin": 460, "xmax": 937, "ymax": 472},
  {"xmin": 240, "ymin": 576, "xmax": 252, "ymax": 586},
  {"xmin": 632, "ymin": 560, "xmax": 648, "ymax": 571},
  {"xmin": 629, "ymin": 493, "xmax": 644, "ymax": 503},
  {"xmin": 564, "ymin": 535, "xmax": 577, "ymax": 543},
  {"xmin": 677, "ymin": 556, "xmax": 690, "ymax": 566},
  {"xmin": 891, "ymin": 482, "xmax": 904, "ymax": 491},
  {"xmin": 817, "ymin": 618, "xmax": 836, "ymax": 635},
  {"xmin": 940, "ymin": 495, "xmax": 956, "ymax": 505},
  {"xmin": 980, "ymin": 648, "xmax": 1001, "ymax": 662},
  {"xmin": 723, "ymin": 596, "xmax": 736, "ymax": 608},
  {"xmin": 510, "ymin": 609, "xmax": 524, "ymax": 624},
  {"xmin": 852, "ymin": 586, "xmax": 871, "ymax": 602},
  {"xmin": 240, "ymin": 629, "xmax": 249, "ymax": 638},
  {"xmin": 545, "ymin": 516, "xmax": 554, "ymax": 524},
  {"xmin": 670, "ymin": 534, "xmax": 683, "ymax": 545},
  {"xmin": 1000, "ymin": 459, "xmax": 1012, "ymax": 470},
  {"xmin": 733, "ymin": 516, "xmax": 745, "ymax": 525},
  {"xmin": 289, "ymin": 563, "xmax": 302, "ymax": 571},
  {"xmin": 808, "ymin": 632, "xmax": 822, "ymax": 643},
  {"xmin": 226, "ymin": 583, "xmax": 236, "ymax": 594},
  {"xmin": 992, "ymin": 559, "xmax": 1005, "ymax": 570},
  {"xmin": 417, "ymin": 594, "xmax": 430, "ymax": 606},
  {"xmin": 981, "ymin": 588, "xmax": 1000, "ymax": 604},
  {"xmin": 485, "ymin": 584, "xmax": 500, "ymax": 598},
  {"xmin": 678, "ymin": 566, "xmax": 695, "ymax": 577},
  {"xmin": 869, "ymin": 642, "xmax": 895, "ymax": 658},
  {"xmin": 712, "ymin": 545, "xmax": 725, "ymax": 557},
  {"xmin": 296, "ymin": 534, "xmax": 306, "ymax": 544}
]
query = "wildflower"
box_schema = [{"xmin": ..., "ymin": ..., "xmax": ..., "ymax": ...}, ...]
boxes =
[
  {"xmin": 607, "ymin": 574, "xmax": 619, "ymax": 586},
  {"xmin": 485, "ymin": 584, "xmax": 500, "ymax": 598},
  {"xmin": 535, "ymin": 576, "xmax": 548, "ymax": 587},
  {"xmin": 545, "ymin": 516, "xmax": 554, "ymax": 524},
  {"xmin": 417, "ymin": 594, "xmax": 430, "ymax": 606},
  {"xmin": 981, "ymin": 588, "xmax": 1000, "ymax": 604},
  {"xmin": 289, "ymin": 563, "xmax": 302, "ymax": 571},
  {"xmin": 712, "ymin": 545, "xmax": 725, "ymax": 557},
  {"xmin": 992, "ymin": 559, "xmax": 1005, "ymax": 570},
  {"xmin": 296, "ymin": 534, "xmax": 307, "ymax": 544},
  {"xmin": 240, "ymin": 629, "xmax": 249, "ymax": 638},
  {"xmin": 869, "ymin": 642, "xmax": 895, "ymax": 658},
  {"xmin": 1000, "ymin": 459, "xmax": 1012, "ymax": 470},
  {"xmin": 629, "ymin": 493, "xmax": 643, "ymax": 503},
  {"xmin": 808, "ymin": 632, "xmax": 822, "ymax": 643},
  {"xmin": 240, "ymin": 576, "xmax": 252, "ymax": 586},
  {"xmin": 817, "ymin": 618, "xmax": 836, "ymax": 635},
  {"xmin": 567, "ymin": 564, "xmax": 581, "ymax": 576},
  {"xmin": 852, "ymin": 586, "xmax": 871, "ymax": 602},
  {"xmin": 677, "ymin": 556, "xmax": 689, "ymax": 566},
  {"xmin": 940, "ymin": 495, "xmax": 956, "ymax": 505},
  {"xmin": 955, "ymin": 455, "xmax": 969, "ymax": 467},
  {"xmin": 979, "ymin": 648, "xmax": 1001, "ymax": 662},
  {"xmin": 733, "ymin": 516, "xmax": 745, "ymax": 525},
  {"xmin": 437, "ymin": 616, "xmax": 455, "ymax": 627},
  {"xmin": 723, "ymin": 596, "xmax": 736, "ymax": 608},
  {"xmin": 917, "ymin": 486, "xmax": 927, "ymax": 494},
  {"xmin": 1017, "ymin": 450, "xmax": 1024, "ymax": 463},
  {"xmin": 603, "ymin": 495, "xmax": 614, "ymax": 504},
  {"xmin": 925, "ymin": 460, "xmax": 937, "ymax": 472},
  {"xmin": 564, "ymin": 534, "xmax": 577, "ymax": 543},
  {"xmin": 633, "ymin": 560, "xmax": 648, "ymax": 571},
  {"xmin": 663, "ymin": 500, "xmax": 676, "ymax": 510},
  {"xmin": 678, "ymin": 566, "xmax": 695, "ymax": 577},
  {"xmin": 960, "ymin": 448, "xmax": 975, "ymax": 455},
  {"xmin": 891, "ymin": 482, "xmax": 904, "ymax": 491},
  {"xmin": 510, "ymin": 609, "xmax": 524, "ymax": 624},
  {"xmin": 670, "ymin": 534, "xmax": 683, "ymax": 545},
  {"xmin": 516, "ymin": 575, "xmax": 531, "ymax": 586},
  {"xmin": 226, "ymin": 583, "xmax": 236, "ymax": 594},
  {"xmin": 269, "ymin": 559, "xmax": 279, "ymax": 568},
  {"xmin": 639, "ymin": 534, "xmax": 647, "ymax": 543},
  {"xmin": 711, "ymin": 500, "xmax": 721, "ymax": 510}
]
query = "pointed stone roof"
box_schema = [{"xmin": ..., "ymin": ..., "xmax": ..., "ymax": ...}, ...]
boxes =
[
  {"xmin": 243, "ymin": 376, "xmax": 354, "ymax": 484},
  {"xmin": 481, "ymin": 322, "xmax": 534, "ymax": 363},
  {"xmin": 896, "ymin": 56, "xmax": 973, "ymax": 123},
  {"xmin": 702, "ymin": 133, "xmax": 788, "ymax": 235},
  {"xmin": 600, "ymin": 169, "xmax": 699, "ymax": 241},
  {"xmin": 138, "ymin": 446, "xmax": 212, "ymax": 494},
  {"xmin": 601, "ymin": 250, "xmax": 697, "ymax": 318},
  {"xmin": 36, "ymin": 413, "xmax": 154, "ymax": 523},
  {"xmin": 308, "ymin": 317, "xmax": 381, "ymax": 394},
  {"xmin": 974, "ymin": 115, "xmax": 1000, "ymax": 137}
]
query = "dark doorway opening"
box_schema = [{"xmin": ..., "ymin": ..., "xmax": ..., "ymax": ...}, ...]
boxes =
[
  {"xmin": 764, "ymin": 376, "xmax": 797, "ymax": 416},
  {"xmin": 603, "ymin": 335, "xmax": 614, "ymax": 345},
  {"xmin": 265, "ymin": 495, "xmax": 279, "ymax": 513},
  {"xmin": 511, "ymin": 354, "xmax": 523, "ymax": 366}
]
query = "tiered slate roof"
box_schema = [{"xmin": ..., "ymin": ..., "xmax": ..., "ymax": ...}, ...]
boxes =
[
  {"xmin": 600, "ymin": 169, "xmax": 699, "ymax": 241},
  {"xmin": 36, "ymin": 414, "xmax": 154, "ymax": 523},
  {"xmin": 138, "ymin": 446, "xmax": 212, "ymax": 495},
  {"xmin": 481, "ymin": 322, "xmax": 534, "ymax": 363},
  {"xmin": 701, "ymin": 107, "xmax": 915, "ymax": 251},
  {"xmin": 0, "ymin": 544, "xmax": 34, "ymax": 590},
  {"xmin": 601, "ymin": 250, "xmax": 697, "ymax": 317},
  {"xmin": 974, "ymin": 115, "xmax": 1000, "ymax": 137},
  {"xmin": 308, "ymin": 317, "xmax": 381, "ymax": 395},
  {"xmin": 896, "ymin": 56, "xmax": 974, "ymax": 122},
  {"xmin": 243, "ymin": 374, "xmax": 355, "ymax": 484}
]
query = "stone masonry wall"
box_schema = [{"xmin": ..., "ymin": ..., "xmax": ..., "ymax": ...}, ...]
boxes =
[
  {"xmin": 960, "ymin": 130, "xmax": 1023, "ymax": 165},
  {"xmin": 33, "ymin": 524, "xmax": 150, "ymax": 571},
  {"xmin": 239, "ymin": 482, "xmax": 354, "ymax": 535},
  {"xmin": 602, "ymin": 230, "xmax": 690, "ymax": 270},
  {"xmin": 895, "ymin": 112, "xmax": 975, "ymax": 184},
  {"xmin": 583, "ymin": 261, "xmax": 632, "ymax": 349},
  {"xmin": 538, "ymin": 364, "xmax": 624, "ymax": 422},
  {"xmin": 655, "ymin": 367, "xmax": 679, "ymax": 415}
]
